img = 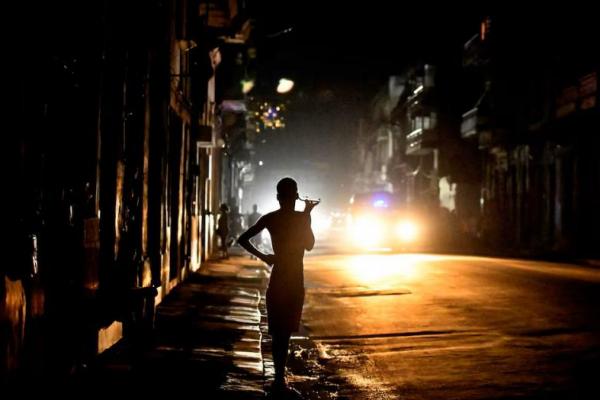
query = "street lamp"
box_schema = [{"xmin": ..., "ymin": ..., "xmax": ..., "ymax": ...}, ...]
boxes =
[
  {"xmin": 241, "ymin": 79, "xmax": 255, "ymax": 94},
  {"xmin": 276, "ymin": 78, "xmax": 294, "ymax": 94}
]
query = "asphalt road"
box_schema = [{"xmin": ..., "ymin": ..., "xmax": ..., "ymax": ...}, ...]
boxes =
[{"xmin": 294, "ymin": 252, "xmax": 600, "ymax": 400}]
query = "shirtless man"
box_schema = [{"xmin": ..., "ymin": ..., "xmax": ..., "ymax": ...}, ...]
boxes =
[{"xmin": 237, "ymin": 178, "xmax": 318, "ymax": 393}]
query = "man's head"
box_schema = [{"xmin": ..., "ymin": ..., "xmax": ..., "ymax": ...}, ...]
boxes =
[
  {"xmin": 276, "ymin": 177, "xmax": 298, "ymax": 209},
  {"xmin": 252, "ymin": 204, "xmax": 258, "ymax": 213}
]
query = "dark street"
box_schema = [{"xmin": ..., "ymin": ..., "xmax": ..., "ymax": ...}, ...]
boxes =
[{"xmin": 4, "ymin": 1, "xmax": 600, "ymax": 397}]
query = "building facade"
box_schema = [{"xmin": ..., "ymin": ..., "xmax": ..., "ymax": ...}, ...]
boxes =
[{"xmin": 3, "ymin": 0, "xmax": 254, "ymax": 379}]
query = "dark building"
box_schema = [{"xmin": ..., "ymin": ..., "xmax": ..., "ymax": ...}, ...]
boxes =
[
  {"xmin": 461, "ymin": 13, "xmax": 600, "ymax": 257},
  {"xmin": 3, "ymin": 0, "xmax": 254, "ymax": 379}
]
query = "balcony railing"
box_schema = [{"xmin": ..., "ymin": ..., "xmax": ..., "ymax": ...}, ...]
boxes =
[
  {"xmin": 406, "ymin": 128, "xmax": 438, "ymax": 155},
  {"xmin": 461, "ymin": 108, "xmax": 478, "ymax": 139},
  {"xmin": 461, "ymin": 107, "xmax": 491, "ymax": 140}
]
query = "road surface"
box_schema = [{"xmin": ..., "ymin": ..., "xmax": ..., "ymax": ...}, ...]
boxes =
[{"xmin": 290, "ymin": 253, "xmax": 600, "ymax": 399}]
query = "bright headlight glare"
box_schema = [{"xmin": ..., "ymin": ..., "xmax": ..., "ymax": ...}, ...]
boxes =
[
  {"xmin": 350, "ymin": 217, "xmax": 382, "ymax": 246},
  {"xmin": 312, "ymin": 213, "xmax": 331, "ymax": 235},
  {"xmin": 396, "ymin": 220, "xmax": 418, "ymax": 242}
]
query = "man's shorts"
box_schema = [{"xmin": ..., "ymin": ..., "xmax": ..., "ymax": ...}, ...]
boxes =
[{"xmin": 266, "ymin": 285, "xmax": 305, "ymax": 335}]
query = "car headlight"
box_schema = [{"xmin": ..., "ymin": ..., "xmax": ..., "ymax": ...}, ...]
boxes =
[
  {"xmin": 396, "ymin": 220, "xmax": 418, "ymax": 242},
  {"xmin": 349, "ymin": 216, "xmax": 383, "ymax": 246}
]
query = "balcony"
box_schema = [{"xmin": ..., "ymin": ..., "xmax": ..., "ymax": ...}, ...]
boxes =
[
  {"xmin": 463, "ymin": 33, "xmax": 490, "ymax": 68},
  {"xmin": 461, "ymin": 107, "xmax": 489, "ymax": 139},
  {"xmin": 460, "ymin": 104, "xmax": 507, "ymax": 150},
  {"xmin": 478, "ymin": 128, "xmax": 508, "ymax": 150},
  {"xmin": 407, "ymin": 89, "xmax": 435, "ymax": 115},
  {"xmin": 407, "ymin": 95, "xmax": 435, "ymax": 116},
  {"xmin": 406, "ymin": 128, "xmax": 438, "ymax": 155}
]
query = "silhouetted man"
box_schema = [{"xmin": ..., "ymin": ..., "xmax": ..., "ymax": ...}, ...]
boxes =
[{"xmin": 237, "ymin": 178, "xmax": 318, "ymax": 393}]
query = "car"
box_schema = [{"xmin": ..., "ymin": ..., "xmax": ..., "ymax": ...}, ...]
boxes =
[{"xmin": 345, "ymin": 191, "xmax": 428, "ymax": 251}]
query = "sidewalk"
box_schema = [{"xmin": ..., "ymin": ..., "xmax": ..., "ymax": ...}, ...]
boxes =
[{"xmin": 77, "ymin": 249, "xmax": 274, "ymax": 397}]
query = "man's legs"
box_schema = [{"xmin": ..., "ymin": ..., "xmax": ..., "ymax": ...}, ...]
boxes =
[{"xmin": 271, "ymin": 331, "xmax": 292, "ymax": 387}]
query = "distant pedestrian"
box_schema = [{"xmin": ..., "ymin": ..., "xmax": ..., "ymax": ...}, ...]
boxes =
[
  {"xmin": 216, "ymin": 203, "xmax": 231, "ymax": 259},
  {"xmin": 247, "ymin": 204, "xmax": 262, "ymax": 227}
]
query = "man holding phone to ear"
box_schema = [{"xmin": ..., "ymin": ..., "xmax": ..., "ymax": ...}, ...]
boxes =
[{"xmin": 237, "ymin": 177, "xmax": 318, "ymax": 394}]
